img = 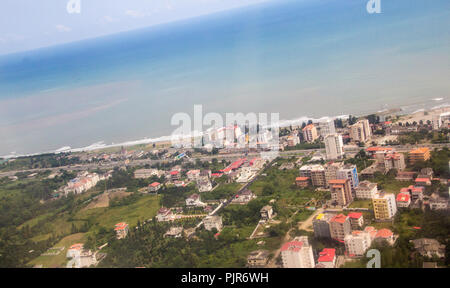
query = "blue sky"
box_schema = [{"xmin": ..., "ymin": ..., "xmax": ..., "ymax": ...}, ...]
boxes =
[{"xmin": 0, "ymin": 0, "xmax": 269, "ymax": 55}]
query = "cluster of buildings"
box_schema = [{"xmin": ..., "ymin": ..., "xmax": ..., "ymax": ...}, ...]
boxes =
[{"xmin": 61, "ymin": 172, "xmax": 110, "ymax": 196}]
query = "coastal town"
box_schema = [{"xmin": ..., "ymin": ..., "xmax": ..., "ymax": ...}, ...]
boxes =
[{"xmin": 1, "ymin": 107, "xmax": 449, "ymax": 268}]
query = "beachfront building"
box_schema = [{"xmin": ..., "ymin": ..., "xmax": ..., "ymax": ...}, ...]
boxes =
[
  {"xmin": 355, "ymin": 180, "xmax": 378, "ymax": 199},
  {"xmin": 372, "ymin": 192, "xmax": 397, "ymax": 220},
  {"xmin": 302, "ymin": 124, "xmax": 319, "ymax": 143},
  {"xmin": 408, "ymin": 147, "xmax": 431, "ymax": 165},
  {"xmin": 329, "ymin": 179, "xmax": 353, "ymax": 206},
  {"xmin": 329, "ymin": 214, "xmax": 351, "ymax": 242},
  {"xmin": 350, "ymin": 119, "xmax": 372, "ymax": 143},
  {"xmin": 281, "ymin": 236, "xmax": 315, "ymax": 268},
  {"xmin": 324, "ymin": 134, "xmax": 345, "ymax": 160},
  {"xmin": 319, "ymin": 118, "xmax": 336, "ymax": 137}
]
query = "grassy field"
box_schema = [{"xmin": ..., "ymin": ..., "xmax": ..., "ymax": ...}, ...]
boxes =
[{"xmin": 28, "ymin": 233, "xmax": 86, "ymax": 268}]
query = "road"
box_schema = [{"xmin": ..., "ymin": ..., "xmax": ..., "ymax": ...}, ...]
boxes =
[{"xmin": 1, "ymin": 143, "xmax": 448, "ymax": 178}]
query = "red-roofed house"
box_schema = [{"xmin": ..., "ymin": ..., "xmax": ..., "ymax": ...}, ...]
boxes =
[
  {"xmin": 415, "ymin": 178, "xmax": 431, "ymax": 186},
  {"xmin": 170, "ymin": 170, "xmax": 180, "ymax": 181},
  {"xmin": 396, "ymin": 192, "xmax": 411, "ymax": 208},
  {"xmin": 330, "ymin": 214, "xmax": 351, "ymax": 241},
  {"xmin": 329, "ymin": 179, "xmax": 353, "ymax": 206},
  {"xmin": 295, "ymin": 177, "xmax": 310, "ymax": 188},
  {"xmin": 316, "ymin": 248, "xmax": 336, "ymax": 268},
  {"xmin": 374, "ymin": 228, "xmax": 395, "ymax": 245},
  {"xmin": 114, "ymin": 222, "xmax": 129, "ymax": 239},
  {"xmin": 280, "ymin": 236, "xmax": 315, "ymax": 268},
  {"xmin": 148, "ymin": 182, "xmax": 161, "ymax": 193}
]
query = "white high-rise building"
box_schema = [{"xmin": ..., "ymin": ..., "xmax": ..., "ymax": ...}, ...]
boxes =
[
  {"xmin": 319, "ymin": 118, "xmax": 336, "ymax": 137},
  {"xmin": 324, "ymin": 134, "xmax": 344, "ymax": 160},
  {"xmin": 281, "ymin": 236, "xmax": 315, "ymax": 268},
  {"xmin": 344, "ymin": 231, "xmax": 372, "ymax": 256}
]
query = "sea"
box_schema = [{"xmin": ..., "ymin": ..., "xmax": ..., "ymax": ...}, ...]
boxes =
[{"xmin": 0, "ymin": 0, "xmax": 449, "ymax": 156}]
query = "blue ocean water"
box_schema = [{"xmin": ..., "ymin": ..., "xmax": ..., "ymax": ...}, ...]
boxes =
[{"xmin": 0, "ymin": 0, "xmax": 449, "ymax": 155}]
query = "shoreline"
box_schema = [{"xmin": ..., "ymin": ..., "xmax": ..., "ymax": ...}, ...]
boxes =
[{"xmin": 2, "ymin": 101, "xmax": 449, "ymax": 159}]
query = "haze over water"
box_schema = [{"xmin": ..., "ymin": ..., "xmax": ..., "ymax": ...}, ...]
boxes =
[{"xmin": 0, "ymin": 0, "xmax": 449, "ymax": 156}]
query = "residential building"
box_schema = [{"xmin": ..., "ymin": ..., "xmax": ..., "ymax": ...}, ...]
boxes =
[
  {"xmin": 186, "ymin": 194, "xmax": 205, "ymax": 207},
  {"xmin": 170, "ymin": 170, "xmax": 180, "ymax": 181},
  {"xmin": 295, "ymin": 177, "xmax": 310, "ymax": 188},
  {"xmin": 134, "ymin": 169, "xmax": 162, "ymax": 179},
  {"xmin": 319, "ymin": 118, "xmax": 336, "ymax": 137},
  {"xmin": 348, "ymin": 212, "xmax": 364, "ymax": 230},
  {"xmin": 415, "ymin": 178, "xmax": 432, "ymax": 186},
  {"xmin": 300, "ymin": 164, "xmax": 326, "ymax": 187},
  {"xmin": 408, "ymin": 147, "xmax": 431, "ymax": 165},
  {"xmin": 156, "ymin": 207, "xmax": 174, "ymax": 222},
  {"xmin": 260, "ymin": 206, "xmax": 274, "ymax": 220},
  {"xmin": 197, "ymin": 180, "xmax": 213, "ymax": 192},
  {"xmin": 324, "ymin": 162, "xmax": 344, "ymax": 187},
  {"xmin": 410, "ymin": 238, "xmax": 446, "ymax": 258},
  {"xmin": 203, "ymin": 216, "xmax": 223, "ymax": 232},
  {"xmin": 232, "ymin": 189, "xmax": 256, "ymax": 204},
  {"xmin": 324, "ymin": 134, "xmax": 345, "ymax": 160},
  {"xmin": 350, "ymin": 119, "xmax": 372, "ymax": 143},
  {"xmin": 336, "ymin": 164, "xmax": 359, "ymax": 192},
  {"xmin": 355, "ymin": 180, "xmax": 378, "ymax": 199},
  {"xmin": 400, "ymin": 185, "xmax": 424, "ymax": 202},
  {"xmin": 302, "ymin": 124, "xmax": 319, "ymax": 143},
  {"xmin": 186, "ymin": 169, "xmax": 201, "ymax": 181},
  {"xmin": 372, "ymin": 192, "xmax": 397, "ymax": 220},
  {"xmin": 428, "ymin": 193, "xmax": 449, "ymax": 211},
  {"xmin": 148, "ymin": 182, "xmax": 161, "ymax": 193},
  {"xmin": 374, "ymin": 229, "xmax": 396, "ymax": 246},
  {"xmin": 164, "ymin": 227, "xmax": 183, "ymax": 238},
  {"xmin": 247, "ymin": 250, "xmax": 270, "ymax": 268},
  {"xmin": 66, "ymin": 243, "xmax": 98, "ymax": 268},
  {"xmin": 114, "ymin": 222, "xmax": 129, "ymax": 239},
  {"xmin": 329, "ymin": 214, "xmax": 351, "ymax": 241},
  {"xmin": 395, "ymin": 171, "xmax": 416, "ymax": 181},
  {"xmin": 344, "ymin": 231, "xmax": 372, "ymax": 256},
  {"xmin": 396, "ymin": 192, "xmax": 411, "ymax": 208},
  {"xmin": 329, "ymin": 179, "xmax": 353, "ymax": 206},
  {"xmin": 313, "ymin": 213, "xmax": 333, "ymax": 239},
  {"xmin": 316, "ymin": 248, "xmax": 336, "ymax": 268},
  {"xmin": 281, "ymin": 236, "xmax": 315, "ymax": 268},
  {"xmin": 236, "ymin": 166, "xmax": 255, "ymax": 183},
  {"xmin": 384, "ymin": 152, "xmax": 406, "ymax": 172}
]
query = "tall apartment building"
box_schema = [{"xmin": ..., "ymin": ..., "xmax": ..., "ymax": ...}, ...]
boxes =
[
  {"xmin": 281, "ymin": 236, "xmax": 315, "ymax": 268},
  {"xmin": 302, "ymin": 124, "xmax": 319, "ymax": 143},
  {"xmin": 329, "ymin": 179, "xmax": 353, "ymax": 206},
  {"xmin": 350, "ymin": 119, "xmax": 372, "ymax": 143},
  {"xmin": 299, "ymin": 164, "xmax": 326, "ymax": 187},
  {"xmin": 355, "ymin": 180, "xmax": 378, "ymax": 199},
  {"xmin": 319, "ymin": 118, "xmax": 336, "ymax": 137},
  {"xmin": 384, "ymin": 152, "xmax": 406, "ymax": 172},
  {"xmin": 337, "ymin": 164, "xmax": 359, "ymax": 192},
  {"xmin": 344, "ymin": 231, "xmax": 372, "ymax": 256},
  {"xmin": 324, "ymin": 134, "xmax": 345, "ymax": 160},
  {"xmin": 329, "ymin": 214, "xmax": 352, "ymax": 241},
  {"xmin": 408, "ymin": 147, "xmax": 431, "ymax": 165},
  {"xmin": 325, "ymin": 162, "xmax": 344, "ymax": 187},
  {"xmin": 313, "ymin": 213, "xmax": 333, "ymax": 239},
  {"xmin": 372, "ymin": 192, "xmax": 397, "ymax": 220}
]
